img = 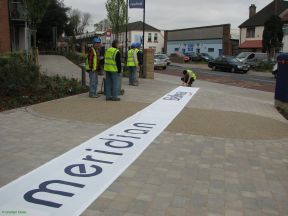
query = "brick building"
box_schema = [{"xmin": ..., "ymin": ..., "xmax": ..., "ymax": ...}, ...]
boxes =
[
  {"xmin": 0, "ymin": 0, "xmax": 29, "ymax": 54},
  {"xmin": 0, "ymin": 0, "xmax": 11, "ymax": 53},
  {"xmin": 239, "ymin": 0, "xmax": 288, "ymax": 52}
]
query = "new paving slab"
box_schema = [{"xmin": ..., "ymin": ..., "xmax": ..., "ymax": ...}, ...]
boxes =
[{"xmin": 0, "ymin": 56, "xmax": 288, "ymax": 216}]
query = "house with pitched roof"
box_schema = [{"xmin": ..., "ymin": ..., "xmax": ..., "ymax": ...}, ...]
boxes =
[
  {"xmin": 239, "ymin": 0, "xmax": 288, "ymax": 52},
  {"xmin": 109, "ymin": 21, "xmax": 164, "ymax": 53}
]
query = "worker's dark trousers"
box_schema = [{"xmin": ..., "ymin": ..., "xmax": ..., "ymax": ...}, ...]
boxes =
[{"xmin": 181, "ymin": 75, "xmax": 194, "ymax": 86}]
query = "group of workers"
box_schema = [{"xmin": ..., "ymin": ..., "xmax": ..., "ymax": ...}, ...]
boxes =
[
  {"xmin": 85, "ymin": 37, "xmax": 197, "ymax": 101},
  {"xmin": 85, "ymin": 38, "xmax": 143, "ymax": 101}
]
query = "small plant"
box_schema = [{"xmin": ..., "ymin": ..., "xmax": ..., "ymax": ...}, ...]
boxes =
[
  {"xmin": 0, "ymin": 54, "xmax": 88, "ymax": 111},
  {"xmin": 276, "ymin": 106, "xmax": 288, "ymax": 120},
  {"xmin": 64, "ymin": 51, "xmax": 86, "ymax": 66},
  {"xmin": 254, "ymin": 60, "xmax": 274, "ymax": 72}
]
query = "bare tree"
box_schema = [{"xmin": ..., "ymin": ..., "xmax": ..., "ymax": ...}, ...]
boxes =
[
  {"xmin": 69, "ymin": 9, "xmax": 91, "ymax": 35},
  {"xmin": 78, "ymin": 12, "xmax": 91, "ymax": 33},
  {"xmin": 94, "ymin": 19, "xmax": 111, "ymax": 31}
]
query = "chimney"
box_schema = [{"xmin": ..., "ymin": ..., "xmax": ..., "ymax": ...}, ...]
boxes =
[{"xmin": 249, "ymin": 4, "xmax": 256, "ymax": 18}]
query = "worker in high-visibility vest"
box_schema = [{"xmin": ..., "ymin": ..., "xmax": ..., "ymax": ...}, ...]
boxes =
[
  {"xmin": 181, "ymin": 69, "xmax": 197, "ymax": 87},
  {"xmin": 104, "ymin": 40, "xmax": 122, "ymax": 101},
  {"xmin": 85, "ymin": 37, "xmax": 101, "ymax": 98},
  {"xmin": 126, "ymin": 43, "xmax": 138, "ymax": 86}
]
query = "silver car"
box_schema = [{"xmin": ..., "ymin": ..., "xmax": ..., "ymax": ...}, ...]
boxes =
[
  {"xmin": 155, "ymin": 54, "xmax": 171, "ymax": 65},
  {"xmin": 154, "ymin": 55, "xmax": 167, "ymax": 70}
]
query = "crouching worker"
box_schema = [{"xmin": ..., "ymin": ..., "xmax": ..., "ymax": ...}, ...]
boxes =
[{"xmin": 181, "ymin": 69, "xmax": 197, "ymax": 87}]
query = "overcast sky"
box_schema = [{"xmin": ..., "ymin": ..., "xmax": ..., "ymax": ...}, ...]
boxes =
[{"xmin": 64, "ymin": 0, "xmax": 273, "ymax": 32}]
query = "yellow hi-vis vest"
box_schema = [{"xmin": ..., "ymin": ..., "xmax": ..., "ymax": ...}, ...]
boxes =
[
  {"xmin": 127, "ymin": 49, "xmax": 138, "ymax": 67},
  {"xmin": 85, "ymin": 48, "xmax": 97, "ymax": 71},
  {"xmin": 187, "ymin": 69, "xmax": 197, "ymax": 80},
  {"xmin": 104, "ymin": 47, "xmax": 119, "ymax": 72}
]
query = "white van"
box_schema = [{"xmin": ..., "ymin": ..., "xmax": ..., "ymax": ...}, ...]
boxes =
[{"xmin": 236, "ymin": 52, "xmax": 267, "ymax": 68}]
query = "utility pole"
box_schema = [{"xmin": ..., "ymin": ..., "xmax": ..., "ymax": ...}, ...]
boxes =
[
  {"xmin": 117, "ymin": 0, "xmax": 120, "ymax": 40},
  {"xmin": 125, "ymin": 0, "xmax": 128, "ymax": 62}
]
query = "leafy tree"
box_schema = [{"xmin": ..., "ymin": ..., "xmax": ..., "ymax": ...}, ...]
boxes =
[
  {"xmin": 262, "ymin": 15, "xmax": 283, "ymax": 59},
  {"xmin": 24, "ymin": 0, "xmax": 50, "ymax": 48},
  {"xmin": 105, "ymin": 0, "xmax": 127, "ymax": 37},
  {"xmin": 37, "ymin": 0, "xmax": 71, "ymax": 50}
]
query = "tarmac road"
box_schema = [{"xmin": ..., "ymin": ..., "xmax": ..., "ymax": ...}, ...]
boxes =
[{"xmin": 156, "ymin": 64, "xmax": 276, "ymax": 92}]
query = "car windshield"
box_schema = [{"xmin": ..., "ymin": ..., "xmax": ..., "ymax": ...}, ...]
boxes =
[
  {"xmin": 155, "ymin": 55, "xmax": 166, "ymax": 59},
  {"xmin": 201, "ymin": 53, "xmax": 213, "ymax": 58},
  {"xmin": 236, "ymin": 52, "xmax": 251, "ymax": 59},
  {"xmin": 226, "ymin": 57, "xmax": 239, "ymax": 63}
]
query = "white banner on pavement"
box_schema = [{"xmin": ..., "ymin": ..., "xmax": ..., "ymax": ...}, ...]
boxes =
[{"xmin": 0, "ymin": 86, "xmax": 199, "ymax": 216}]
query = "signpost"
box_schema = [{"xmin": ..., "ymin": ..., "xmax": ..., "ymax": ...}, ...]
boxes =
[
  {"xmin": 128, "ymin": 0, "xmax": 145, "ymax": 78},
  {"xmin": 129, "ymin": 0, "xmax": 144, "ymax": 8}
]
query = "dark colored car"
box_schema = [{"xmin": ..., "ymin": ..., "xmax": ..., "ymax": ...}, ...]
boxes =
[
  {"xmin": 184, "ymin": 52, "xmax": 202, "ymax": 61},
  {"xmin": 208, "ymin": 56, "xmax": 249, "ymax": 73},
  {"xmin": 199, "ymin": 53, "xmax": 214, "ymax": 61}
]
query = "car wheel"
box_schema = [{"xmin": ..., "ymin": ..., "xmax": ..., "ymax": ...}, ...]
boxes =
[
  {"xmin": 163, "ymin": 66, "xmax": 167, "ymax": 70},
  {"xmin": 231, "ymin": 67, "xmax": 235, "ymax": 73},
  {"xmin": 212, "ymin": 66, "xmax": 216, "ymax": 71}
]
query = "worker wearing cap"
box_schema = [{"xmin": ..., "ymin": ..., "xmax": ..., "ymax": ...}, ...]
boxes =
[
  {"xmin": 181, "ymin": 69, "xmax": 197, "ymax": 87},
  {"xmin": 127, "ymin": 43, "xmax": 138, "ymax": 86},
  {"xmin": 86, "ymin": 37, "xmax": 101, "ymax": 98}
]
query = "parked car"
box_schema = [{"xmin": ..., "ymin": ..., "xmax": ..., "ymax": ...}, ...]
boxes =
[
  {"xmin": 154, "ymin": 55, "xmax": 167, "ymax": 69},
  {"xmin": 155, "ymin": 54, "xmax": 171, "ymax": 65},
  {"xmin": 236, "ymin": 52, "xmax": 267, "ymax": 69},
  {"xmin": 169, "ymin": 53, "xmax": 190, "ymax": 63},
  {"xmin": 183, "ymin": 55, "xmax": 190, "ymax": 62},
  {"xmin": 208, "ymin": 56, "xmax": 249, "ymax": 73},
  {"xmin": 199, "ymin": 53, "xmax": 214, "ymax": 62},
  {"xmin": 184, "ymin": 52, "xmax": 202, "ymax": 61}
]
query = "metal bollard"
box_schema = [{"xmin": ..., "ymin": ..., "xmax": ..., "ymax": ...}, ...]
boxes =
[{"xmin": 80, "ymin": 63, "xmax": 86, "ymax": 86}]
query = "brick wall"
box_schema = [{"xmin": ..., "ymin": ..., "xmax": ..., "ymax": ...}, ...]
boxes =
[
  {"xmin": 222, "ymin": 24, "xmax": 231, "ymax": 56},
  {"xmin": 143, "ymin": 49, "xmax": 154, "ymax": 79},
  {"xmin": 0, "ymin": 0, "xmax": 11, "ymax": 53}
]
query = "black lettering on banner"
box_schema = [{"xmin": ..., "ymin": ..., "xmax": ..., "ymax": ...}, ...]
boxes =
[
  {"xmin": 163, "ymin": 91, "xmax": 187, "ymax": 101},
  {"xmin": 133, "ymin": 123, "xmax": 156, "ymax": 129},
  {"xmin": 92, "ymin": 149, "xmax": 123, "ymax": 156},
  {"xmin": 124, "ymin": 129, "xmax": 149, "ymax": 134},
  {"xmin": 115, "ymin": 135, "xmax": 141, "ymax": 139},
  {"xmin": 65, "ymin": 164, "xmax": 102, "ymax": 177},
  {"xmin": 23, "ymin": 180, "xmax": 85, "ymax": 208},
  {"xmin": 163, "ymin": 95, "xmax": 180, "ymax": 101},
  {"xmin": 82, "ymin": 155, "xmax": 113, "ymax": 164},
  {"xmin": 100, "ymin": 138, "xmax": 134, "ymax": 148}
]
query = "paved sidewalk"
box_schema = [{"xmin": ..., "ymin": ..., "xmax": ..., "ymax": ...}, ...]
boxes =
[{"xmin": 1, "ymin": 56, "xmax": 288, "ymax": 216}]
